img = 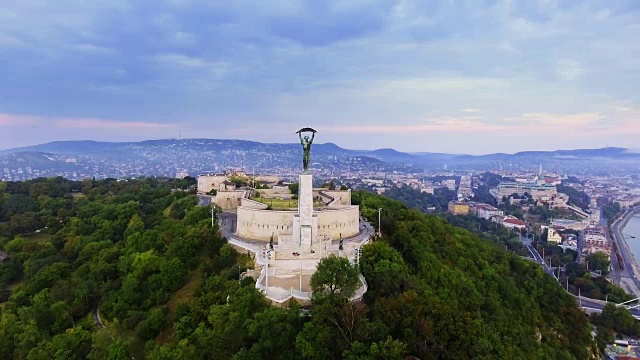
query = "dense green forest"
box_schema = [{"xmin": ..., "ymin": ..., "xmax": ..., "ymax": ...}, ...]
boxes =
[
  {"xmin": 383, "ymin": 185, "xmax": 456, "ymax": 212},
  {"xmin": 556, "ymin": 183, "xmax": 590, "ymax": 210},
  {"xmin": 0, "ymin": 178, "xmax": 599, "ymax": 359}
]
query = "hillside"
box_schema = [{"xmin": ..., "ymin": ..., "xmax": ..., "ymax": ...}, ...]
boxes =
[
  {"xmin": 2, "ymin": 139, "xmax": 640, "ymax": 181},
  {"xmin": 0, "ymin": 177, "xmax": 599, "ymax": 358}
]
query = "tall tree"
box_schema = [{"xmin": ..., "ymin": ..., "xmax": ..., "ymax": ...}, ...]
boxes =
[{"xmin": 311, "ymin": 254, "xmax": 360, "ymax": 298}]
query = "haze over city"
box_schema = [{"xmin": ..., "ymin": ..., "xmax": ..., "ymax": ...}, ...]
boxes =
[{"xmin": 1, "ymin": 1, "xmax": 639, "ymax": 153}]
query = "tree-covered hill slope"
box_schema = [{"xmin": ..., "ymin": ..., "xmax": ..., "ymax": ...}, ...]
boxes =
[
  {"xmin": 354, "ymin": 191, "xmax": 596, "ymax": 359},
  {"xmin": 0, "ymin": 179, "xmax": 596, "ymax": 359}
]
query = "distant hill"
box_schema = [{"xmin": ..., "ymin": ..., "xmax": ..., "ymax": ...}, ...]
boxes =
[{"xmin": 1, "ymin": 139, "xmax": 639, "ymax": 180}]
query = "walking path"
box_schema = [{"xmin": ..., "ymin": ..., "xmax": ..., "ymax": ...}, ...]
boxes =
[{"xmin": 220, "ymin": 211, "xmax": 372, "ymax": 303}]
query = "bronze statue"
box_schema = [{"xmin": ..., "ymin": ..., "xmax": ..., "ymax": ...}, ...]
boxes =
[{"xmin": 296, "ymin": 128, "xmax": 316, "ymax": 172}]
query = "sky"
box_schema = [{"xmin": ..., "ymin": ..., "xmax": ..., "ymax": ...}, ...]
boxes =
[{"xmin": 1, "ymin": 0, "xmax": 640, "ymax": 155}]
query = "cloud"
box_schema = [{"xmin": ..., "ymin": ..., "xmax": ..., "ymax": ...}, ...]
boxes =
[
  {"xmin": 326, "ymin": 118, "xmax": 505, "ymax": 134},
  {"xmin": 508, "ymin": 112, "xmax": 602, "ymax": 127},
  {"xmin": 70, "ymin": 43, "xmax": 119, "ymax": 56},
  {"xmin": 556, "ymin": 59, "xmax": 583, "ymax": 81},
  {"xmin": 55, "ymin": 118, "xmax": 177, "ymax": 129},
  {"xmin": 0, "ymin": 114, "xmax": 41, "ymax": 126},
  {"xmin": 1, "ymin": 113, "xmax": 175, "ymax": 130},
  {"xmin": 1, "ymin": 0, "xmax": 640, "ymax": 152},
  {"xmin": 167, "ymin": 31, "xmax": 197, "ymax": 47}
]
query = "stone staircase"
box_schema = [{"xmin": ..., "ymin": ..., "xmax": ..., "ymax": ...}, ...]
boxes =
[{"xmin": 274, "ymin": 239, "xmax": 339, "ymax": 260}]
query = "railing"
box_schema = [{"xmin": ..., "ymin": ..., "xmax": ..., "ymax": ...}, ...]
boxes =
[
  {"xmin": 266, "ymin": 288, "xmax": 293, "ymax": 302},
  {"xmin": 291, "ymin": 289, "xmax": 311, "ymax": 299},
  {"xmin": 318, "ymin": 190, "xmax": 337, "ymax": 206},
  {"xmin": 351, "ymin": 275, "xmax": 368, "ymax": 301},
  {"xmin": 259, "ymin": 273, "xmax": 369, "ymax": 303},
  {"xmin": 255, "ymin": 268, "xmax": 266, "ymax": 291}
]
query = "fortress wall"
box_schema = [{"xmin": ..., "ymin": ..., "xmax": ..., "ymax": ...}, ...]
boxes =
[
  {"xmin": 214, "ymin": 191, "xmax": 245, "ymax": 210},
  {"xmin": 236, "ymin": 208, "xmax": 296, "ymax": 241},
  {"xmin": 240, "ymin": 198, "xmax": 269, "ymax": 210},
  {"xmin": 321, "ymin": 190, "xmax": 351, "ymax": 206},
  {"xmin": 315, "ymin": 191, "xmax": 335, "ymax": 205},
  {"xmin": 316, "ymin": 206, "xmax": 360, "ymax": 239},
  {"xmin": 254, "ymin": 175, "xmax": 281, "ymax": 183},
  {"xmin": 197, "ymin": 175, "xmax": 227, "ymax": 194},
  {"xmin": 235, "ymin": 205, "xmax": 360, "ymax": 242},
  {"xmin": 256, "ymin": 189, "xmax": 293, "ymax": 197}
]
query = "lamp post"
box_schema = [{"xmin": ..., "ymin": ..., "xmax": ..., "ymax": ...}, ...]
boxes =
[
  {"xmin": 293, "ymin": 251, "xmax": 302, "ymax": 292},
  {"xmin": 265, "ymin": 248, "xmax": 270, "ymax": 290},
  {"xmin": 378, "ymin": 208, "xmax": 382, "ymax": 237},
  {"xmin": 578, "ymin": 287, "xmax": 582, "ymax": 307}
]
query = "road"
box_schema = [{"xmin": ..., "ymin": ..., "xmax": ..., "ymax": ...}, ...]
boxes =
[
  {"xmin": 524, "ymin": 241, "xmax": 558, "ymax": 279},
  {"xmin": 519, "ymin": 233, "xmax": 640, "ymax": 318},
  {"xmin": 197, "ymin": 194, "xmax": 212, "ymax": 207},
  {"xmin": 610, "ymin": 208, "xmax": 640, "ymax": 296},
  {"xmin": 93, "ymin": 305, "xmax": 105, "ymax": 328},
  {"xmin": 577, "ymin": 295, "xmax": 640, "ymax": 319}
]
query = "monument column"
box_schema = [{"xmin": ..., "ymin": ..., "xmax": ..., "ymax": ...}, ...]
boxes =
[{"xmin": 293, "ymin": 128, "xmax": 318, "ymax": 252}]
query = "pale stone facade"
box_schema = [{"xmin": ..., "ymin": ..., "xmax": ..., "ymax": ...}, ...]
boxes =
[
  {"xmin": 236, "ymin": 206, "xmax": 360, "ymax": 242},
  {"xmin": 236, "ymin": 208, "xmax": 295, "ymax": 240},
  {"xmin": 197, "ymin": 174, "xmax": 227, "ymax": 194},
  {"xmin": 214, "ymin": 190, "xmax": 247, "ymax": 210},
  {"xmin": 319, "ymin": 190, "xmax": 351, "ymax": 206},
  {"xmin": 236, "ymin": 178, "xmax": 359, "ymax": 242},
  {"xmin": 316, "ymin": 207, "xmax": 360, "ymax": 239}
]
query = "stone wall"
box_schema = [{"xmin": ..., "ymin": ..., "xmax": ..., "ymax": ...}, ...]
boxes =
[
  {"xmin": 214, "ymin": 190, "xmax": 246, "ymax": 210},
  {"xmin": 256, "ymin": 189, "xmax": 293, "ymax": 197},
  {"xmin": 240, "ymin": 198, "xmax": 268, "ymax": 210},
  {"xmin": 197, "ymin": 175, "xmax": 227, "ymax": 194},
  {"xmin": 321, "ymin": 190, "xmax": 351, "ymax": 206},
  {"xmin": 235, "ymin": 205, "xmax": 360, "ymax": 242},
  {"xmin": 236, "ymin": 207, "xmax": 296, "ymax": 241},
  {"xmin": 316, "ymin": 206, "xmax": 360, "ymax": 239}
]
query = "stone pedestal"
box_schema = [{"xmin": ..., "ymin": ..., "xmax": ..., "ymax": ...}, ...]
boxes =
[{"xmin": 292, "ymin": 173, "xmax": 317, "ymax": 252}]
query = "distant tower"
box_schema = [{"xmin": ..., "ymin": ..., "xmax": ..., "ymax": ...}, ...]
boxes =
[
  {"xmin": 538, "ymin": 163, "xmax": 543, "ymax": 177},
  {"xmin": 444, "ymin": 164, "xmax": 448, "ymax": 170}
]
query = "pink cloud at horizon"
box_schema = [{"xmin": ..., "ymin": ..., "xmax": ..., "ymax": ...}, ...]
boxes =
[
  {"xmin": 0, "ymin": 114, "xmax": 42, "ymax": 126},
  {"xmin": 0, "ymin": 113, "xmax": 177, "ymax": 130}
]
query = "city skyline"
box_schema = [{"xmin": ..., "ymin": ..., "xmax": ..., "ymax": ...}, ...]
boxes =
[{"xmin": 1, "ymin": 1, "xmax": 640, "ymax": 154}]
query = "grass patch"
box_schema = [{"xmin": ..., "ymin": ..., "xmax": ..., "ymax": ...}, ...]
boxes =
[
  {"xmin": 251, "ymin": 196, "xmax": 325, "ymax": 209},
  {"xmin": 154, "ymin": 268, "xmax": 203, "ymax": 345},
  {"xmin": 9, "ymin": 280, "xmax": 23, "ymax": 291},
  {"xmin": 252, "ymin": 196, "xmax": 298, "ymax": 209},
  {"xmin": 22, "ymin": 232, "xmax": 52, "ymax": 243},
  {"xmin": 167, "ymin": 268, "xmax": 202, "ymax": 319}
]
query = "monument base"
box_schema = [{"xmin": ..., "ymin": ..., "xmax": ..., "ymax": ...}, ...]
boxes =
[{"xmin": 292, "ymin": 172, "xmax": 316, "ymax": 252}]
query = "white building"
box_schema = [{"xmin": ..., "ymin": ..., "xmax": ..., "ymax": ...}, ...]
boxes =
[
  {"xmin": 493, "ymin": 215, "xmax": 526, "ymax": 230},
  {"xmin": 197, "ymin": 174, "xmax": 228, "ymax": 194},
  {"xmin": 420, "ymin": 186, "xmax": 435, "ymax": 195},
  {"xmin": 473, "ymin": 204, "xmax": 504, "ymax": 220},
  {"xmin": 442, "ymin": 179, "xmax": 457, "ymax": 191},
  {"xmin": 176, "ymin": 170, "xmax": 189, "ymax": 179},
  {"xmin": 582, "ymin": 225, "xmax": 610, "ymax": 256},
  {"xmin": 550, "ymin": 219, "xmax": 589, "ymax": 231},
  {"xmin": 494, "ymin": 182, "xmax": 557, "ymax": 201}
]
